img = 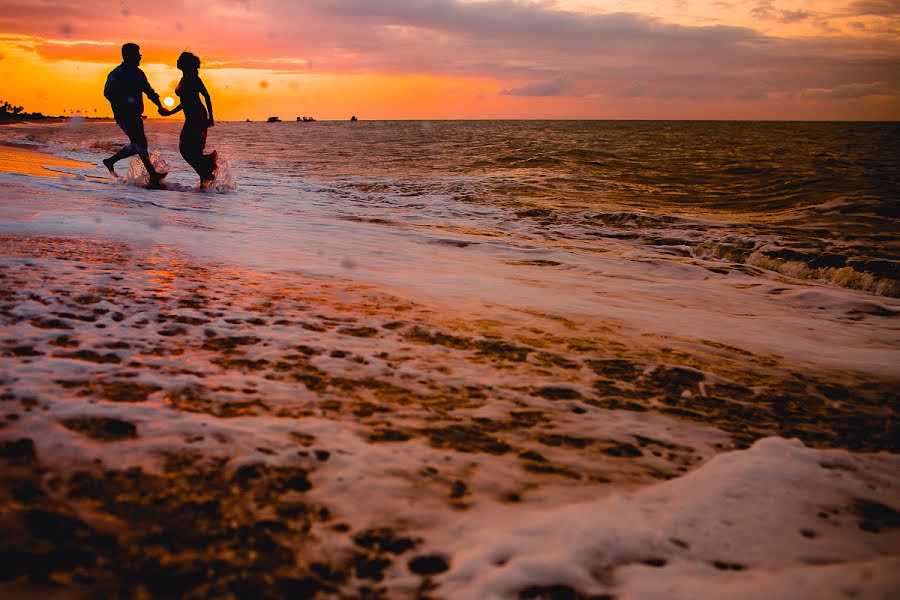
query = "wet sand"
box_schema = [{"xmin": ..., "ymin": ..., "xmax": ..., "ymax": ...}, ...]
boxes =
[{"xmin": 0, "ymin": 143, "xmax": 93, "ymax": 179}]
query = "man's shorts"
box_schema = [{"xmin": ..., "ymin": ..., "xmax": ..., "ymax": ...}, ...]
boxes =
[{"xmin": 115, "ymin": 114, "xmax": 148, "ymax": 154}]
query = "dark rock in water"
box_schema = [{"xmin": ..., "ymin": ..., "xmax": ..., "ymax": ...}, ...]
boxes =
[
  {"xmin": 518, "ymin": 583, "xmax": 602, "ymax": 599},
  {"xmin": 355, "ymin": 556, "xmax": 392, "ymax": 581},
  {"xmin": 101, "ymin": 381, "xmax": 162, "ymax": 403},
  {"xmin": 586, "ymin": 359, "xmax": 640, "ymax": 381},
  {"xmin": 202, "ymin": 335, "xmax": 261, "ymax": 351},
  {"xmin": 421, "ymin": 424, "xmax": 511, "ymax": 455},
  {"xmin": 267, "ymin": 116, "xmax": 281, "ymax": 122},
  {"xmin": 854, "ymin": 498, "xmax": 900, "ymax": 533},
  {"xmin": 0, "ymin": 438, "xmax": 36, "ymax": 463},
  {"xmin": 369, "ymin": 428, "xmax": 411, "ymax": 443},
  {"xmin": 642, "ymin": 558, "xmax": 667, "ymax": 567},
  {"xmin": 337, "ymin": 326, "xmax": 379, "ymax": 338},
  {"xmin": 602, "ymin": 442, "xmax": 643, "ymax": 457},
  {"xmin": 408, "ymin": 554, "xmax": 449, "ymax": 575},
  {"xmin": 535, "ymin": 386, "xmax": 581, "ymax": 400},
  {"xmin": 350, "ymin": 115, "xmax": 358, "ymax": 121},
  {"xmin": 61, "ymin": 417, "xmax": 138, "ymax": 440},
  {"xmin": 354, "ymin": 528, "xmax": 416, "ymax": 555},
  {"xmin": 647, "ymin": 365, "xmax": 704, "ymax": 394}
]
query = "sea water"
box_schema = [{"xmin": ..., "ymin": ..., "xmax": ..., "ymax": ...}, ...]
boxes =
[
  {"xmin": 0, "ymin": 120, "xmax": 898, "ymax": 599},
  {"xmin": 2, "ymin": 120, "xmax": 898, "ymax": 367},
  {"xmin": 5, "ymin": 120, "xmax": 899, "ymax": 290}
]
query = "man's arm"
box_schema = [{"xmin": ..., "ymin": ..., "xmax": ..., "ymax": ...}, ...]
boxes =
[
  {"xmin": 140, "ymin": 70, "xmax": 164, "ymax": 110},
  {"xmin": 103, "ymin": 69, "xmax": 120, "ymax": 102}
]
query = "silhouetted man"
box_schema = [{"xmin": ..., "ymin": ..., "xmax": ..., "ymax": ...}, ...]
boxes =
[{"xmin": 102, "ymin": 42, "xmax": 166, "ymax": 186}]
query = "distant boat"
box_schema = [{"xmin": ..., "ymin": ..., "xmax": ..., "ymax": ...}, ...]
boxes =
[
  {"xmin": 350, "ymin": 115, "xmax": 358, "ymax": 121},
  {"xmin": 267, "ymin": 116, "xmax": 281, "ymax": 123},
  {"xmin": 245, "ymin": 118, "xmax": 251, "ymax": 122}
]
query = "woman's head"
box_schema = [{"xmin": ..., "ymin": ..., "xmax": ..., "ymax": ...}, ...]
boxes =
[{"xmin": 177, "ymin": 51, "xmax": 201, "ymax": 73}]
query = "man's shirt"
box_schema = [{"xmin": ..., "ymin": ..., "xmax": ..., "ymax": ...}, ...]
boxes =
[{"xmin": 104, "ymin": 63, "xmax": 160, "ymax": 119}]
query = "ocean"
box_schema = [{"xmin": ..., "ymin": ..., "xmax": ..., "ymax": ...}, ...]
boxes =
[
  {"xmin": 0, "ymin": 120, "xmax": 898, "ymax": 599},
  {"xmin": 7, "ymin": 120, "xmax": 900, "ymax": 296}
]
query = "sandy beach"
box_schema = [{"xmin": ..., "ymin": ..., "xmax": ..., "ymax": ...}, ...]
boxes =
[{"xmin": 1, "ymin": 131, "xmax": 898, "ymax": 599}]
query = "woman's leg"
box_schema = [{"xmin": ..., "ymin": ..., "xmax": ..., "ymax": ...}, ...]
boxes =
[{"xmin": 179, "ymin": 123, "xmax": 209, "ymax": 179}]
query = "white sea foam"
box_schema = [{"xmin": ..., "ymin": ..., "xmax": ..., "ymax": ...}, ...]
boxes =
[{"xmin": 434, "ymin": 438, "xmax": 900, "ymax": 599}]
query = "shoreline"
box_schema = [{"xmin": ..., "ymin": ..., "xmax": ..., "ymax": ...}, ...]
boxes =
[{"xmin": 0, "ymin": 143, "xmax": 95, "ymax": 178}]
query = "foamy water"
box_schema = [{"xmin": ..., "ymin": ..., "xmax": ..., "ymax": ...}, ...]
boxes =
[{"xmin": 0, "ymin": 120, "xmax": 898, "ymax": 599}]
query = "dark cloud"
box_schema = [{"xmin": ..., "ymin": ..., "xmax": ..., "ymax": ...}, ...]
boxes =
[
  {"xmin": 849, "ymin": 1, "xmax": 900, "ymax": 16},
  {"xmin": 780, "ymin": 10, "xmax": 814, "ymax": 23},
  {"xmin": 751, "ymin": 1, "xmax": 774, "ymax": 20},
  {"xmin": 735, "ymin": 87, "xmax": 768, "ymax": 100},
  {"xmin": 501, "ymin": 75, "xmax": 568, "ymax": 96},
  {"xmin": 615, "ymin": 81, "xmax": 647, "ymax": 98},
  {"xmin": 802, "ymin": 81, "xmax": 891, "ymax": 98}
]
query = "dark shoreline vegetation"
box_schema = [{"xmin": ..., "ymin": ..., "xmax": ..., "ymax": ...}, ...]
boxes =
[
  {"xmin": 0, "ymin": 100, "xmax": 116, "ymax": 124},
  {"xmin": 0, "ymin": 99, "xmax": 55, "ymax": 122}
]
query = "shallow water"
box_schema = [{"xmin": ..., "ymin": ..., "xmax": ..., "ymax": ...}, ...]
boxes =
[{"xmin": 4, "ymin": 119, "xmax": 900, "ymax": 295}]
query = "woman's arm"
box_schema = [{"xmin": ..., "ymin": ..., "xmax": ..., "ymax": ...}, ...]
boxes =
[
  {"xmin": 161, "ymin": 103, "xmax": 184, "ymax": 116},
  {"xmin": 200, "ymin": 79, "xmax": 214, "ymax": 126}
]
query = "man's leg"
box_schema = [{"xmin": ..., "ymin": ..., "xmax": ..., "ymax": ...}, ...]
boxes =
[
  {"xmin": 122, "ymin": 117, "xmax": 164, "ymax": 184},
  {"xmin": 137, "ymin": 150, "xmax": 164, "ymax": 184},
  {"xmin": 103, "ymin": 146, "xmax": 137, "ymax": 177}
]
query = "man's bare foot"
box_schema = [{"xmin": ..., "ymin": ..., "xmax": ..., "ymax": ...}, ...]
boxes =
[
  {"xmin": 199, "ymin": 178, "xmax": 214, "ymax": 191},
  {"xmin": 145, "ymin": 178, "xmax": 166, "ymax": 190},
  {"xmin": 102, "ymin": 158, "xmax": 117, "ymax": 179}
]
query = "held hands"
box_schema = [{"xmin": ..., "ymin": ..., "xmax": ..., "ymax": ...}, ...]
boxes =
[{"xmin": 158, "ymin": 106, "xmax": 171, "ymax": 116}]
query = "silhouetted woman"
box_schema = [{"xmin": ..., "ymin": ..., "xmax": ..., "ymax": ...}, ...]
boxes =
[{"xmin": 163, "ymin": 51, "xmax": 217, "ymax": 189}]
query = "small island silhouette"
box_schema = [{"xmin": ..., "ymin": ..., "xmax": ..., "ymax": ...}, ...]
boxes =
[{"xmin": 1, "ymin": 99, "xmax": 113, "ymax": 123}]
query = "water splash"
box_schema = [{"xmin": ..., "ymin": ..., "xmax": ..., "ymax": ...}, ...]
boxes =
[
  {"xmin": 211, "ymin": 152, "xmax": 237, "ymax": 192},
  {"xmin": 123, "ymin": 151, "xmax": 169, "ymax": 186}
]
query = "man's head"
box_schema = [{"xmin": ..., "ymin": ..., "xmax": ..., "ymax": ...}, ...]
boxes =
[{"xmin": 122, "ymin": 43, "xmax": 141, "ymax": 65}]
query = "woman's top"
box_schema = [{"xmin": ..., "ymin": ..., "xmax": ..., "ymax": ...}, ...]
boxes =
[{"xmin": 175, "ymin": 75, "xmax": 209, "ymax": 125}]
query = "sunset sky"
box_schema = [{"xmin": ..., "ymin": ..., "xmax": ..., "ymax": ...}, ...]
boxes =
[{"xmin": 1, "ymin": 0, "xmax": 898, "ymax": 120}]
